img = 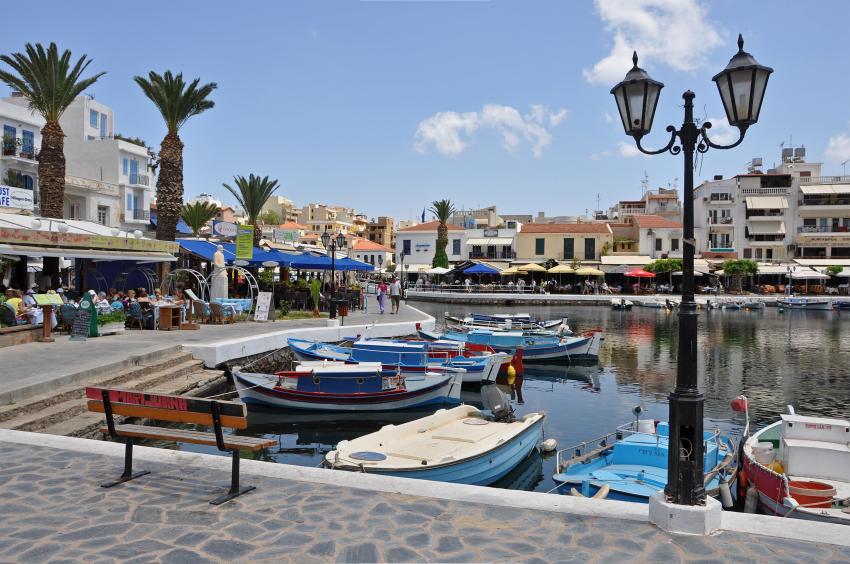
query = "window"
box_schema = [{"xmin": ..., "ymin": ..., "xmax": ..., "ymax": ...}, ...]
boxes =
[
  {"xmin": 123, "ymin": 158, "xmax": 128, "ymax": 175},
  {"xmin": 3, "ymin": 125, "xmax": 15, "ymax": 153},
  {"xmin": 126, "ymin": 194, "xmax": 133, "ymax": 209},
  {"xmin": 655, "ymin": 238, "xmax": 662, "ymax": 251},
  {"xmin": 97, "ymin": 205, "xmax": 108, "ymax": 225},
  {"xmin": 452, "ymin": 239, "xmax": 461, "ymax": 255},
  {"xmin": 584, "ymin": 238, "xmax": 595, "ymax": 260},
  {"xmin": 90, "ymin": 109, "xmax": 98, "ymax": 128},
  {"xmin": 100, "ymin": 113, "xmax": 108, "ymax": 139},
  {"xmin": 799, "ymin": 171, "xmax": 811, "ymax": 178},
  {"xmin": 743, "ymin": 248, "xmax": 752, "ymax": 258},
  {"xmin": 671, "ymin": 238, "xmax": 679, "ymax": 251},
  {"xmin": 402, "ymin": 240, "xmax": 411, "ymax": 255},
  {"xmin": 535, "ymin": 238, "xmax": 545, "ymax": 255},
  {"xmin": 21, "ymin": 130, "xmax": 34, "ymax": 157},
  {"xmin": 378, "ymin": 255, "xmax": 383, "ymax": 265},
  {"xmin": 68, "ymin": 202, "xmax": 81, "ymax": 220},
  {"xmin": 563, "ymin": 238, "xmax": 574, "ymax": 259},
  {"xmin": 129, "ymin": 159, "xmax": 139, "ymax": 184}
]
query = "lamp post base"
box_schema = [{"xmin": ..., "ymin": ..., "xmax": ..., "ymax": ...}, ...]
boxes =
[{"xmin": 649, "ymin": 491, "xmax": 721, "ymax": 536}]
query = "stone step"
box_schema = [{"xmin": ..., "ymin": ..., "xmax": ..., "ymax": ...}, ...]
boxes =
[{"xmin": 0, "ymin": 351, "xmax": 197, "ymax": 424}]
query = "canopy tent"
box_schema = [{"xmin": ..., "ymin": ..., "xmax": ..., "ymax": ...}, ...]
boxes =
[
  {"xmin": 574, "ymin": 267, "xmax": 604, "ymax": 276},
  {"xmin": 499, "ymin": 266, "xmax": 520, "ymax": 276},
  {"xmin": 790, "ymin": 269, "xmax": 829, "ymax": 280},
  {"xmin": 547, "ymin": 264, "xmax": 575, "ymax": 274},
  {"xmin": 289, "ymin": 254, "xmax": 373, "ymax": 271},
  {"xmin": 150, "ymin": 212, "xmax": 193, "ymax": 235},
  {"xmin": 426, "ymin": 266, "xmax": 450, "ymax": 275},
  {"xmin": 517, "ymin": 263, "xmax": 546, "ymax": 272},
  {"xmin": 464, "ymin": 263, "xmax": 500, "ymax": 275},
  {"xmin": 220, "ymin": 243, "xmax": 297, "ymax": 266},
  {"xmin": 625, "ymin": 269, "xmax": 655, "ymax": 278},
  {"xmin": 177, "ymin": 239, "xmax": 236, "ymax": 262}
]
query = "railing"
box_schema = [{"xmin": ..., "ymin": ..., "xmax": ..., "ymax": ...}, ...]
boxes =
[
  {"xmin": 797, "ymin": 225, "xmax": 850, "ymax": 234},
  {"xmin": 799, "ymin": 197, "xmax": 850, "ymax": 206},
  {"xmin": 409, "ymin": 284, "xmax": 542, "ymax": 295},
  {"xmin": 1, "ymin": 147, "xmax": 37, "ymax": 160},
  {"xmin": 799, "ymin": 175, "xmax": 850, "ymax": 184},
  {"xmin": 619, "ymin": 208, "xmax": 647, "ymax": 215},
  {"xmin": 132, "ymin": 209, "xmax": 150, "ymax": 220},
  {"xmin": 128, "ymin": 173, "xmax": 149, "ymax": 186},
  {"xmin": 468, "ymin": 250, "xmax": 516, "ymax": 260},
  {"xmin": 740, "ymin": 187, "xmax": 789, "ymax": 195},
  {"xmin": 708, "ymin": 217, "xmax": 733, "ymax": 225}
]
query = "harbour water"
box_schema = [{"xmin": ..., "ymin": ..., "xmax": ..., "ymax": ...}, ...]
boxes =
[{"xmin": 196, "ymin": 303, "xmax": 850, "ymax": 493}]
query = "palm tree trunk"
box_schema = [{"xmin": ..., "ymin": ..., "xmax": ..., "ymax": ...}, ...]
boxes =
[
  {"xmin": 155, "ymin": 132, "xmax": 184, "ymax": 241},
  {"xmin": 38, "ymin": 121, "xmax": 66, "ymax": 286},
  {"xmin": 253, "ymin": 224, "xmax": 263, "ymax": 248}
]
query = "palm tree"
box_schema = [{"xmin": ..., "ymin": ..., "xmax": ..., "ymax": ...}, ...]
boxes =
[
  {"xmin": 134, "ymin": 71, "xmax": 216, "ymax": 241},
  {"xmin": 222, "ymin": 174, "xmax": 280, "ymax": 247},
  {"xmin": 429, "ymin": 199, "xmax": 456, "ymax": 268},
  {"xmin": 180, "ymin": 201, "xmax": 219, "ymax": 238},
  {"xmin": 0, "ymin": 43, "xmax": 104, "ymax": 218}
]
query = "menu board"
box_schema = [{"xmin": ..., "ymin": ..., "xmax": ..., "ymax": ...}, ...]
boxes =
[
  {"xmin": 33, "ymin": 293, "xmax": 63, "ymax": 306},
  {"xmin": 254, "ymin": 292, "xmax": 272, "ymax": 321},
  {"xmin": 235, "ymin": 225, "xmax": 255, "ymax": 260},
  {"xmin": 70, "ymin": 301, "xmax": 92, "ymax": 341}
]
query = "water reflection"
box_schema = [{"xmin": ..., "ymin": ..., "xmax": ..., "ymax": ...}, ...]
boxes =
[{"xmin": 208, "ymin": 303, "xmax": 850, "ymax": 494}]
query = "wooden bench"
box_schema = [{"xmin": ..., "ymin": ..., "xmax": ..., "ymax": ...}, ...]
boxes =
[{"xmin": 85, "ymin": 387, "xmax": 276, "ymax": 505}]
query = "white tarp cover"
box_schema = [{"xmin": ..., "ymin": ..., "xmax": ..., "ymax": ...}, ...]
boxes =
[
  {"xmin": 745, "ymin": 196, "xmax": 788, "ymax": 209},
  {"xmin": 747, "ymin": 222, "xmax": 786, "ymax": 235}
]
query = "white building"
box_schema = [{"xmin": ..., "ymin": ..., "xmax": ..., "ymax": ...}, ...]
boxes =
[
  {"xmin": 394, "ymin": 220, "xmax": 465, "ymax": 272},
  {"xmin": 464, "ymin": 226, "xmax": 517, "ymax": 262},
  {"xmin": 0, "ymin": 95, "xmax": 42, "ymax": 214},
  {"xmin": 3, "ymin": 94, "xmax": 154, "ymax": 230},
  {"xmin": 631, "ymin": 215, "xmax": 683, "ymax": 259},
  {"xmin": 347, "ymin": 236, "xmax": 393, "ymax": 271}
]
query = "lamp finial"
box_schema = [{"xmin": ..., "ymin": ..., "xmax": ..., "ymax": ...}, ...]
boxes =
[
  {"xmin": 737, "ymin": 34, "xmax": 744, "ymax": 52},
  {"xmin": 632, "ymin": 51, "xmax": 639, "ymax": 67}
]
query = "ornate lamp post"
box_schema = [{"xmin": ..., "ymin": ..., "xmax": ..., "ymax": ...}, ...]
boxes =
[
  {"xmin": 612, "ymin": 35, "xmax": 772, "ymax": 506},
  {"xmin": 321, "ymin": 229, "xmax": 347, "ymax": 319}
]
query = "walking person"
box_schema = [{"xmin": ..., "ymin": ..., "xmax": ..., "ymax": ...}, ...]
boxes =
[
  {"xmin": 377, "ymin": 279, "xmax": 388, "ymax": 314},
  {"xmin": 389, "ymin": 277, "xmax": 402, "ymax": 314}
]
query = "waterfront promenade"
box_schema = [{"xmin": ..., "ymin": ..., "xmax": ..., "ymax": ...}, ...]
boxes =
[
  {"xmin": 0, "ymin": 304, "xmax": 434, "ymax": 405},
  {"xmin": 0, "ymin": 429, "xmax": 846, "ymax": 563},
  {"xmin": 407, "ymin": 289, "xmax": 795, "ymax": 306}
]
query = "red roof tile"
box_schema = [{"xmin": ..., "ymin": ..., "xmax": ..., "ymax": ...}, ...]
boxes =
[{"xmin": 632, "ymin": 215, "xmax": 682, "ymax": 229}]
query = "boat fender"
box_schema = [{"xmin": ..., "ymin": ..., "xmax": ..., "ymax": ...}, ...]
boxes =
[
  {"xmin": 506, "ymin": 365, "xmax": 517, "ymax": 385},
  {"xmin": 737, "ymin": 469, "xmax": 748, "ymax": 499},
  {"xmin": 569, "ymin": 487, "xmax": 584, "ymax": 498},
  {"xmin": 540, "ymin": 438, "xmax": 557, "ymax": 452},
  {"xmin": 592, "ymin": 484, "xmax": 610, "ymax": 499},
  {"xmin": 744, "ymin": 484, "xmax": 759, "ymax": 514},
  {"xmin": 719, "ymin": 482, "xmax": 734, "ymax": 508}
]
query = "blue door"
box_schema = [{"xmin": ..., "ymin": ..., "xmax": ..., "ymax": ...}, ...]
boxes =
[
  {"xmin": 129, "ymin": 159, "xmax": 138, "ymax": 184},
  {"xmin": 3, "ymin": 125, "xmax": 15, "ymax": 154},
  {"xmin": 21, "ymin": 130, "xmax": 34, "ymax": 157}
]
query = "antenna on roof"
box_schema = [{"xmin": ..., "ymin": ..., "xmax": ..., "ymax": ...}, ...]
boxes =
[{"xmin": 641, "ymin": 172, "xmax": 649, "ymax": 196}]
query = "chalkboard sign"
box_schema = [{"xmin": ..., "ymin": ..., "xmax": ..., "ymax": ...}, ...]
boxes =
[
  {"xmin": 33, "ymin": 293, "xmax": 63, "ymax": 306},
  {"xmin": 70, "ymin": 301, "xmax": 91, "ymax": 341},
  {"xmin": 254, "ymin": 292, "xmax": 272, "ymax": 321}
]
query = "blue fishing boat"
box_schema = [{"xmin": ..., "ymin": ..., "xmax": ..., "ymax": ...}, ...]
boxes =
[
  {"xmin": 552, "ymin": 416, "xmax": 738, "ymax": 504},
  {"xmin": 324, "ymin": 404, "xmax": 545, "ymax": 485},
  {"xmin": 287, "ymin": 338, "xmax": 507, "ymax": 384},
  {"xmin": 419, "ymin": 328, "xmax": 603, "ymax": 362},
  {"xmin": 445, "ymin": 312, "xmax": 567, "ymax": 331},
  {"xmin": 233, "ymin": 361, "xmax": 463, "ymax": 411}
]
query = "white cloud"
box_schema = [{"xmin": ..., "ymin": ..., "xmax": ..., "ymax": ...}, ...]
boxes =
[
  {"xmin": 414, "ymin": 104, "xmax": 568, "ymax": 158},
  {"xmin": 825, "ymin": 133, "xmax": 850, "ymax": 164},
  {"xmin": 584, "ymin": 0, "xmax": 723, "ymax": 85},
  {"xmin": 703, "ymin": 116, "xmax": 736, "ymax": 146},
  {"xmin": 617, "ymin": 142, "xmax": 642, "ymax": 158},
  {"xmin": 604, "ymin": 111, "xmax": 614, "ymax": 124}
]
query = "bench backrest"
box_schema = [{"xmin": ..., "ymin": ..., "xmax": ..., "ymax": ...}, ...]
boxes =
[{"xmin": 85, "ymin": 387, "xmax": 248, "ymax": 429}]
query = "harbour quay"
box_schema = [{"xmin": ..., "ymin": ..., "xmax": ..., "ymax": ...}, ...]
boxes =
[{"xmin": 0, "ymin": 429, "xmax": 846, "ymax": 563}]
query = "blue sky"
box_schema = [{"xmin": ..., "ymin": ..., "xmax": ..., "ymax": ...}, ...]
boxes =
[{"xmin": 3, "ymin": 0, "xmax": 850, "ymax": 223}]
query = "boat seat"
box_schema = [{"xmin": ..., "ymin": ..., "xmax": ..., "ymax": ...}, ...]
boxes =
[
  {"xmin": 591, "ymin": 470, "xmax": 623, "ymax": 481},
  {"xmin": 783, "ymin": 438, "xmax": 850, "ymax": 482}
]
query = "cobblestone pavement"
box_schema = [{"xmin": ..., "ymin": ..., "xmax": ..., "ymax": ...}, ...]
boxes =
[{"xmin": 0, "ymin": 441, "xmax": 847, "ymax": 563}]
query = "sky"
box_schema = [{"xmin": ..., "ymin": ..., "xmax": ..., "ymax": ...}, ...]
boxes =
[{"xmin": 3, "ymin": 0, "xmax": 850, "ymax": 223}]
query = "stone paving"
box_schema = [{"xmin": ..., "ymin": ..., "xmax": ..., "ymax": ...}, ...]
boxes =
[{"xmin": 0, "ymin": 440, "xmax": 846, "ymax": 563}]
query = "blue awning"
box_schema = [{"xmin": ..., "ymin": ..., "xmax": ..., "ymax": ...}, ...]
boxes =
[
  {"xmin": 219, "ymin": 243, "xmax": 297, "ymax": 266},
  {"xmin": 177, "ymin": 239, "xmax": 236, "ymax": 262},
  {"xmin": 290, "ymin": 254, "xmax": 374, "ymax": 271},
  {"xmin": 150, "ymin": 212, "xmax": 193, "ymax": 235},
  {"xmin": 464, "ymin": 263, "xmax": 499, "ymax": 274}
]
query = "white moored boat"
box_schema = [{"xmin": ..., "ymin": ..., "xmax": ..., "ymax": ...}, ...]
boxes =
[
  {"xmin": 325, "ymin": 404, "xmax": 545, "ymax": 485},
  {"xmin": 777, "ymin": 297, "xmax": 833, "ymax": 310}
]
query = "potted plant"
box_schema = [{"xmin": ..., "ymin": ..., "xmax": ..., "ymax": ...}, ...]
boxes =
[
  {"xmin": 309, "ymin": 279, "xmax": 321, "ymax": 318},
  {"xmin": 2, "ymin": 134, "xmax": 20, "ymax": 156},
  {"xmin": 97, "ymin": 310, "xmax": 127, "ymax": 335}
]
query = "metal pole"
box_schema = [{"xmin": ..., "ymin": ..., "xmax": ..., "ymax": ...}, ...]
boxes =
[
  {"xmin": 664, "ymin": 91, "xmax": 706, "ymax": 505},
  {"xmin": 329, "ymin": 244, "xmax": 337, "ymax": 319}
]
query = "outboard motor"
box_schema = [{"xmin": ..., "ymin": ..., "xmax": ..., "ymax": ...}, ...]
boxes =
[{"xmin": 480, "ymin": 382, "xmax": 515, "ymax": 423}]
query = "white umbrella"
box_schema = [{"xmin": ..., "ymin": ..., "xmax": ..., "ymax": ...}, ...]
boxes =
[
  {"xmin": 426, "ymin": 266, "xmax": 450, "ymax": 275},
  {"xmin": 790, "ymin": 269, "xmax": 829, "ymax": 280},
  {"xmin": 835, "ymin": 270, "xmax": 850, "ymax": 278}
]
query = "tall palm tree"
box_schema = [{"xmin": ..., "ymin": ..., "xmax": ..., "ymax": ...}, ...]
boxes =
[
  {"xmin": 0, "ymin": 43, "xmax": 105, "ymax": 218},
  {"xmin": 180, "ymin": 201, "xmax": 219, "ymax": 238},
  {"xmin": 429, "ymin": 199, "xmax": 455, "ymax": 268},
  {"xmin": 134, "ymin": 71, "xmax": 216, "ymax": 241},
  {"xmin": 222, "ymin": 174, "xmax": 280, "ymax": 247}
]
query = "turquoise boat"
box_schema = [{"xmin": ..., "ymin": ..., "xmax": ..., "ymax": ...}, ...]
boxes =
[{"xmin": 552, "ymin": 419, "xmax": 738, "ymax": 503}]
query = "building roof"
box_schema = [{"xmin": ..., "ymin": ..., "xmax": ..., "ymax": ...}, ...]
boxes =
[
  {"xmin": 349, "ymin": 237, "xmax": 392, "ymax": 252},
  {"xmin": 397, "ymin": 220, "xmax": 463, "ymax": 232},
  {"xmin": 632, "ymin": 215, "xmax": 682, "ymax": 229},
  {"xmin": 521, "ymin": 223, "xmax": 612, "ymax": 234},
  {"xmin": 278, "ymin": 222, "xmax": 307, "ymax": 230}
]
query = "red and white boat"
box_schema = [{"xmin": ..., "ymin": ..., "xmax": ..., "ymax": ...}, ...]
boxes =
[{"xmin": 736, "ymin": 396, "xmax": 850, "ymax": 523}]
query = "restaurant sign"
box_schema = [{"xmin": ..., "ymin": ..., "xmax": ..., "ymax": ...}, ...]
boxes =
[
  {"xmin": 212, "ymin": 220, "xmax": 237, "ymax": 238},
  {"xmin": 235, "ymin": 225, "xmax": 255, "ymax": 260},
  {"xmin": 0, "ymin": 226, "xmax": 179, "ymax": 253},
  {"xmin": 0, "ymin": 185, "xmax": 34, "ymax": 210},
  {"xmin": 796, "ymin": 235, "xmax": 850, "ymax": 244},
  {"xmin": 273, "ymin": 228, "xmax": 297, "ymax": 243},
  {"xmin": 483, "ymin": 227, "xmax": 499, "ymax": 237}
]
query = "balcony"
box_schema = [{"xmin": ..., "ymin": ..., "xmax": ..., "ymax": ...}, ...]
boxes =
[
  {"xmin": 740, "ymin": 187, "xmax": 789, "ymax": 195},
  {"xmin": 468, "ymin": 250, "xmax": 516, "ymax": 260},
  {"xmin": 1, "ymin": 146, "xmax": 37, "ymax": 164},
  {"xmin": 708, "ymin": 217, "xmax": 734, "ymax": 226},
  {"xmin": 797, "ymin": 225, "xmax": 850, "ymax": 234},
  {"xmin": 127, "ymin": 173, "xmax": 149, "ymax": 187},
  {"xmin": 799, "ymin": 175, "xmax": 850, "ymax": 184},
  {"xmin": 121, "ymin": 209, "xmax": 150, "ymax": 223}
]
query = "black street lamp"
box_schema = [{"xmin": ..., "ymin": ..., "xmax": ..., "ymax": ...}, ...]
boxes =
[
  {"xmin": 612, "ymin": 35, "xmax": 772, "ymax": 506},
  {"xmin": 321, "ymin": 229, "xmax": 347, "ymax": 319}
]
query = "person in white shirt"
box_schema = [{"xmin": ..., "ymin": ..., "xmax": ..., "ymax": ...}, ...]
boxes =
[{"xmin": 389, "ymin": 278, "xmax": 402, "ymax": 314}]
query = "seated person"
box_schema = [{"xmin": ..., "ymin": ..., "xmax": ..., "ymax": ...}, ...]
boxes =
[
  {"xmin": 95, "ymin": 291, "xmax": 112, "ymax": 314},
  {"xmin": 153, "ymin": 288, "xmax": 165, "ymax": 303},
  {"xmin": 4, "ymin": 289, "xmax": 25, "ymax": 322}
]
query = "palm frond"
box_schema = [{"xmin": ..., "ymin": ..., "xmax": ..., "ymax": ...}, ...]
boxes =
[
  {"xmin": 134, "ymin": 70, "xmax": 216, "ymax": 133},
  {"xmin": 222, "ymin": 174, "xmax": 280, "ymax": 225},
  {"xmin": 180, "ymin": 201, "xmax": 219, "ymax": 237},
  {"xmin": 428, "ymin": 199, "xmax": 456, "ymax": 223},
  {"xmin": 0, "ymin": 42, "xmax": 105, "ymax": 122}
]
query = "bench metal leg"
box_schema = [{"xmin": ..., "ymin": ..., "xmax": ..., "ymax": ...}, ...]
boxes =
[
  {"xmin": 101, "ymin": 438, "xmax": 150, "ymax": 488},
  {"xmin": 209, "ymin": 449, "xmax": 255, "ymax": 505}
]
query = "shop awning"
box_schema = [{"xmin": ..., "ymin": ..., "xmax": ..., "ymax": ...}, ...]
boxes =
[
  {"xmin": 0, "ymin": 243, "xmax": 176, "ymax": 262},
  {"xmin": 795, "ymin": 258, "xmax": 850, "ymax": 266},
  {"xmin": 464, "ymin": 263, "xmax": 500, "ymax": 274},
  {"xmin": 745, "ymin": 196, "xmax": 788, "ymax": 209},
  {"xmin": 747, "ymin": 222, "xmax": 785, "ymax": 235},
  {"xmin": 150, "ymin": 212, "xmax": 193, "ymax": 235},
  {"xmin": 465, "ymin": 237, "xmax": 514, "ymax": 246},
  {"xmin": 600, "ymin": 255, "xmax": 653, "ymax": 265},
  {"xmin": 799, "ymin": 184, "xmax": 850, "ymax": 195}
]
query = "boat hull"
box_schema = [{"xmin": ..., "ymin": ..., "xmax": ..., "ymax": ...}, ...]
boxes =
[
  {"xmin": 234, "ymin": 371, "xmax": 462, "ymax": 411},
  {"xmin": 777, "ymin": 298, "xmax": 833, "ymax": 310}
]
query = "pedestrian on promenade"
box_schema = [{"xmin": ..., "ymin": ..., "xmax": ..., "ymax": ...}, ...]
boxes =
[
  {"xmin": 389, "ymin": 277, "xmax": 401, "ymax": 314},
  {"xmin": 377, "ymin": 280, "xmax": 388, "ymax": 314}
]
